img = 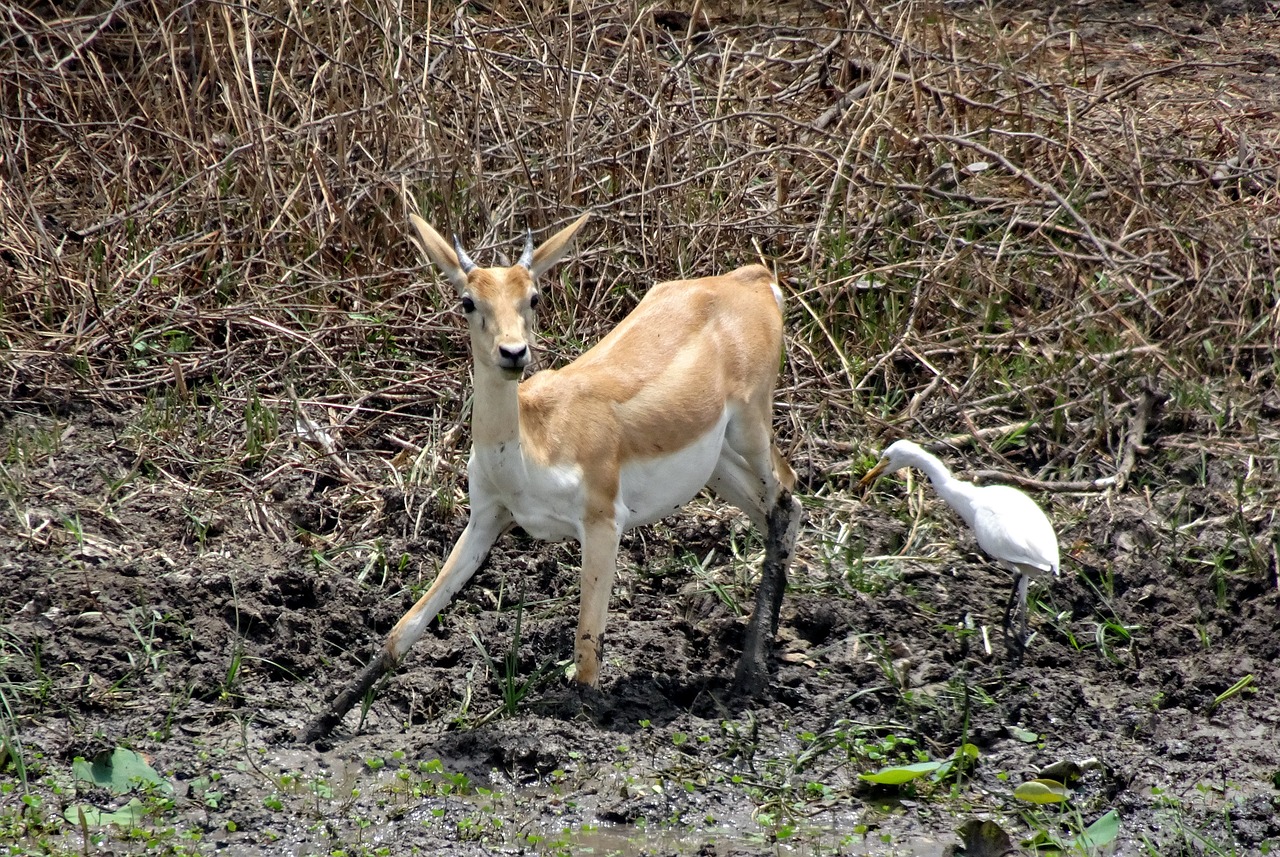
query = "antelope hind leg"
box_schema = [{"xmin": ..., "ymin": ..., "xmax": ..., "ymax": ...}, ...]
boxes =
[{"xmin": 733, "ymin": 490, "xmax": 801, "ymax": 695}]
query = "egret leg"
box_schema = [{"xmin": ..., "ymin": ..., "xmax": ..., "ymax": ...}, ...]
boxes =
[{"xmin": 1001, "ymin": 573, "xmax": 1030, "ymax": 657}]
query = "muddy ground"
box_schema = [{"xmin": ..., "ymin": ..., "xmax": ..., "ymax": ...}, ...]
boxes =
[
  {"xmin": 2, "ymin": 386, "xmax": 1278, "ymax": 857},
  {"xmin": 4, "ymin": 0, "xmax": 1280, "ymax": 854}
]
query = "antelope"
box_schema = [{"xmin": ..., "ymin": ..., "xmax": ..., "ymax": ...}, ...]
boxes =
[{"xmin": 301, "ymin": 213, "xmax": 802, "ymax": 742}]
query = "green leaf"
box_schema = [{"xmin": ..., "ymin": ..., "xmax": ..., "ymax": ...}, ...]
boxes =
[
  {"xmin": 1009, "ymin": 726, "xmax": 1040, "ymax": 743},
  {"xmin": 64, "ymin": 798, "xmax": 147, "ymax": 828},
  {"xmin": 1024, "ymin": 827, "xmax": 1066, "ymax": 850},
  {"xmin": 73, "ymin": 748, "xmax": 173, "ymax": 796},
  {"xmin": 859, "ymin": 761, "xmax": 942, "ymax": 785},
  {"xmin": 932, "ymin": 742, "xmax": 982, "ymax": 782},
  {"xmin": 1073, "ymin": 809, "xmax": 1120, "ymax": 849},
  {"xmin": 1013, "ymin": 778, "xmax": 1069, "ymax": 804},
  {"xmin": 1209, "ymin": 674, "xmax": 1255, "ymax": 712},
  {"xmin": 1038, "ymin": 759, "xmax": 1085, "ymax": 785}
]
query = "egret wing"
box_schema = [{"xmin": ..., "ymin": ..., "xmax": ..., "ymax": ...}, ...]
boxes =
[{"xmin": 971, "ymin": 486, "xmax": 1059, "ymax": 578}]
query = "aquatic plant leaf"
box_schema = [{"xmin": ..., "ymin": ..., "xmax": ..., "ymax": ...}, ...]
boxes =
[
  {"xmin": 1009, "ymin": 726, "xmax": 1039, "ymax": 743},
  {"xmin": 933, "ymin": 743, "xmax": 981, "ymax": 782},
  {"xmin": 1013, "ymin": 778, "xmax": 1069, "ymax": 804},
  {"xmin": 859, "ymin": 761, "xmax": 942, "ymax": 785},
  {"xmin": 1038, "ymin": 759, "xmax": 1084, "ymax": 785},
  {"xmin": 72, "ymin": 748, "xmax": 173, "ymax": 795},
  {"xmin": 1073, "ymin": 808, "xmax": 1120, "ymax": 849},
  {"xmin": 64, "ymin": 797, "xmax": 146, "ymax": 828}
]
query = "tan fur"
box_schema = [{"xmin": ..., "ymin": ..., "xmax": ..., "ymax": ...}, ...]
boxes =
[{"xmin": 389, "ymin": 213, "xmax": 797, "ymax": 689}]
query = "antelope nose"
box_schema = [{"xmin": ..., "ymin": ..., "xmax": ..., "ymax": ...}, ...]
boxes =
[{"xmin": 498, "ymin": 343, "xmax": 528, "ymax": 365}]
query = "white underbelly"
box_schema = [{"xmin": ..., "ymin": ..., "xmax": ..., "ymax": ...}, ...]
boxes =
[
  {"xmin": 472, "ymin": 450, "xmax": 585, "ymax": 542},
  {"xmin": 616, "ymin": 409, "xmax": 729, "ymax": 529},
  {"xmin": 469, "ymin": 409, "xmax": 729, "ymax": 541}
]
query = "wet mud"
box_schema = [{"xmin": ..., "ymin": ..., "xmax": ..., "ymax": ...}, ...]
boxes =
[{"xmin": 2, "ymin": 405, "xmax": 1277, "ymax": 855}]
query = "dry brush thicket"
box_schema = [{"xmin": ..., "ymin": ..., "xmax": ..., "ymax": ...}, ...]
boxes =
[{"xmin": 2, "ymin": 0, "xmax": 1278, "ymax": 493}]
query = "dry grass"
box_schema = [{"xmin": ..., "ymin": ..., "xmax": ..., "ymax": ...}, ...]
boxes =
[
  {"xmin": 2, "ymin": 0, "xmax": 1278, "ymax": 499},
  {"xmin": 1, "ymin": 9, "xmax": 1278, "ymax": 851}
]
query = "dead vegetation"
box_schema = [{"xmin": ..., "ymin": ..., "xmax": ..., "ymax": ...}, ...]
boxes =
[
  {"xmin": 3, "ymin": 2, "xmax": 1280, "ymax": 852},
  {"xmin": 4, "ymin": 0, "xmax": 1279, "ymax": 708},
  {"xmin": 3, "ymin": 1, "xmax": 1278, "ymax": 496}
]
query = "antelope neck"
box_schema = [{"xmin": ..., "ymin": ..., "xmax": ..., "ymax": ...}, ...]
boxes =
[{"xmin": 470, "ymin": 359, "xmax": 525, "ymax": 450}]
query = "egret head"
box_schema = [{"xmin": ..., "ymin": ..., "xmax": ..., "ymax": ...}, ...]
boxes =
[{"xmin": 858, "ymin": 439, "xmax": 928, "ymax": 486}]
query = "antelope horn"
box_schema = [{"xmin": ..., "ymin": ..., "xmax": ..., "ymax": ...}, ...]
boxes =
[
  {"xmin": 452, "ymin": 234, "xmax": 478, "ymax": 273},
  {"xmin": 517, "ymin": 228, "xmax": 534, "ymax": 269}
]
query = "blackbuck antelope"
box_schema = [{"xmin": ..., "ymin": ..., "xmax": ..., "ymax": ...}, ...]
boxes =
[{"xmin": 301, "ymin": 213, "xmax": 801, "ymax": 742}]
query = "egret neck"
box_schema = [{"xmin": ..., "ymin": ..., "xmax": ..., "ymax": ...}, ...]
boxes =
[{"xmin": 908, "ymin": 449, "xmax": 981, "ymax": 530}]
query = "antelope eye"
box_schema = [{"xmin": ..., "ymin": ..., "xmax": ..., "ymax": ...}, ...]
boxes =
[
  {"xmin": 529, "ymin": 292, "xmax": 541, "ymax": 310},
  {"xmin": 460, "ymin": 295, "xmax": 476, "ymax": 313}
]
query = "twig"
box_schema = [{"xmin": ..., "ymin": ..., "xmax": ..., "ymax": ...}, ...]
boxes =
[
  {"xmin": 1078, "ymin": 61, "xmax": 1259, "ymax": 118},
  {"xmin": 972, "ymin": 382, "xmax": 1165, "ymax": 493},
  {"xmin": 814, "ymin": 421, "xmax": 1032, "ymax": 456},
  {"xmin": 288, "ymin": 386, "xmax": 362, "ymax": 484},
  {"xmin": 926, "ymin": 422, "xmax": 1032, "ymax": 454},
  {"xmin": 1113, "ymin": 379, "xmax": 1167, "ymax": 491},
  {"xmin": 970, "ymin": 469, "xmax": 1110, "ymax": 494}
]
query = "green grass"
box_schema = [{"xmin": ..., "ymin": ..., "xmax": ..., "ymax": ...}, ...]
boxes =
[{"xmin": 465, "ymin": 587, "xmax": 558, "ymax": 725}]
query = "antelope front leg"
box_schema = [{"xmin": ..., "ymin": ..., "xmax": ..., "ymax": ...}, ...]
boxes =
[
  {"xmin": 573, "ymin": 514, "xmax": 622, "ymax": 687},
  {"xmin": 734, "ymin": 490, "xmax": 802, "ymax": 695},
  {"xmin": 299, "ymin": 506, "xmax": 511, "ymax": 742}
]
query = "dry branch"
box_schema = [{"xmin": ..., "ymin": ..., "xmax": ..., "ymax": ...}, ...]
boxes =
[{"xmin": 972, "ymin": 383, "xmax": 1167, "ymax": 494}]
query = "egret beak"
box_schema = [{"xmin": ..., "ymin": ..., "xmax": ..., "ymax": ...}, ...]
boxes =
[{"xmin": 859, "ymin": 459, "xmax": 889, "ymax": 487}]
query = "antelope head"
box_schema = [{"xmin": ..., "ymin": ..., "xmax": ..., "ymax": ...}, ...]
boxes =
[{"xmin": 409, "ymin": 214, "xmax": 589, "ymax": 379}]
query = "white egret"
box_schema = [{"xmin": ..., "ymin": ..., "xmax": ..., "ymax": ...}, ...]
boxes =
[{"xmin": 860, "ymin": 439, "xmax": 1059, "ymax": 653}]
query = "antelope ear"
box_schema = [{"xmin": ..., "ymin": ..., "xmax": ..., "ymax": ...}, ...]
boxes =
[
  {"xmin": 409, "ymin": 213, "xmax": 469, "ymax": 293},
  {"xmin": 530, "ymin": 213, "xmax": 590, "ymax": 278}
]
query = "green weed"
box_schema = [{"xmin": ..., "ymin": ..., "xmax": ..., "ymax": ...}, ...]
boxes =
[{"xmin": 466, "ymin": 586, "xmax": 555, "ymax": 724}]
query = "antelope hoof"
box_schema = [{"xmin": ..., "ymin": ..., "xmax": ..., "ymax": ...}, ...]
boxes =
[{"xmin": 732, "ymin": 651, "xmax": 771, "ymax": 697}]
